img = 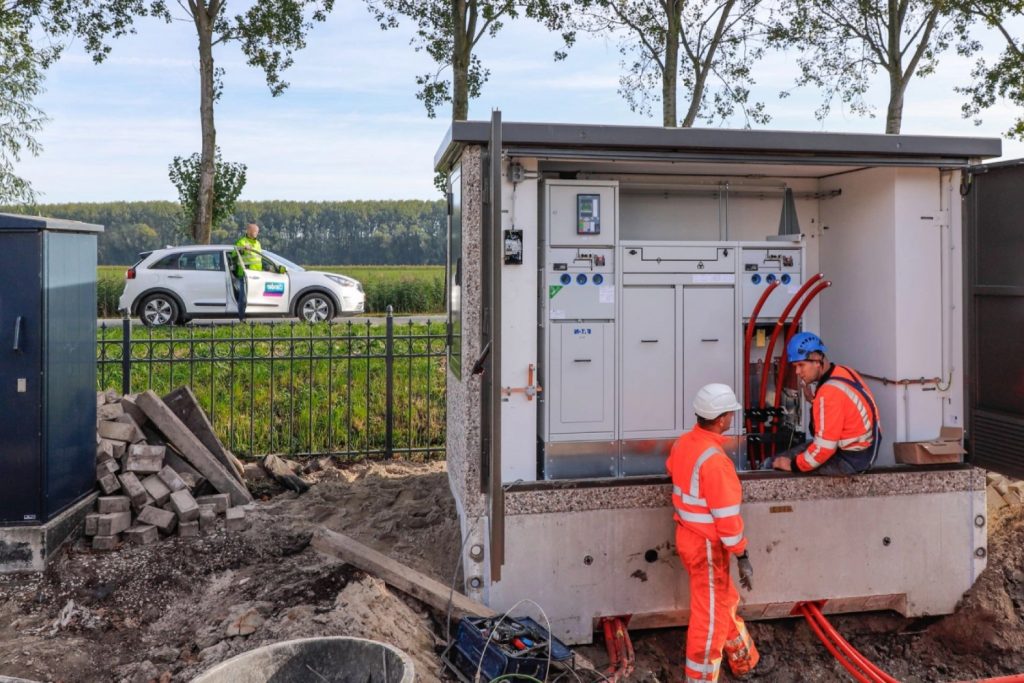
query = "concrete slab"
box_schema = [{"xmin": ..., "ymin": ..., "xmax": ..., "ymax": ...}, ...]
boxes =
[{"xmin": 0, "ymin": 493, "xmax": 99, "ymax": 573}]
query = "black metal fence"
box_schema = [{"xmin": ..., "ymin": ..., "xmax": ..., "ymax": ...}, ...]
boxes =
[{"xmin": 97, "ymin": 310, "xmax": 447, "ymax": 459}]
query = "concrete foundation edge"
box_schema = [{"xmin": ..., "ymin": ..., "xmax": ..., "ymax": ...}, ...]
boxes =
[{"xmin": 0, "ymin": 492, "xmax": 99, "ymax": 573}]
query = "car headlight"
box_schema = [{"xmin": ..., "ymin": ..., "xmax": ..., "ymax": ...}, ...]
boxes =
[{"xmin": 326, "ymin": 275, "xmax": 357, "ymax": 288}]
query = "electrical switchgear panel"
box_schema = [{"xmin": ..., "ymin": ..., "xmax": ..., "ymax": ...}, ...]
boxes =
[
  {"xmin": 544, "ymin": 181, "xmax": 617, "ymax": 247},
  {"xmin": 740, "ymin": 246, "xmax": 803, "ymax": 319}
]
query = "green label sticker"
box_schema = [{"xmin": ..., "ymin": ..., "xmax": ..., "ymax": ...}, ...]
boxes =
[{"xmin": 549, "ymin": 285, "xmax": 563, "ymax": 299}]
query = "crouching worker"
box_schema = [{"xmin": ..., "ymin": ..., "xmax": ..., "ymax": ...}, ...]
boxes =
[
  {"xmin": 773, "ymin": 332, "xmax": 881, "ymax": 475},
  {"xmin": 667, "ymin": 383, "xmax": 758, "ymax": 682}
]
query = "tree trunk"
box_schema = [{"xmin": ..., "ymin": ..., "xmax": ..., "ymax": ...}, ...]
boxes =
[
  {"xmin": 681, "ymin": 63, "xmax": 708, "ymax": 127},
  {"xmin": 452, "ymin": 0, "xmax": 470, "ymax": 122},
  {"xmin": 886, "ymin": 75, "xmax": 905, "ymax": 134},
  {"xmin": 193, "ymin": 1, "xmax": 218, "ymax": 244},
  {"xmin": 662, "ymin": 0, "xmax": 680, "ymax": 127}
]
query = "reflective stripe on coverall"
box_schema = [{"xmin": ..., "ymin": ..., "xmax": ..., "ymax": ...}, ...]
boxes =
[
  {"xmin": 795, "ymin": 365, "xmax": 880, "ymax": 473},
  {"xmin": 667, "ymin": 426, "xmax": 759, "ymax": 682}
]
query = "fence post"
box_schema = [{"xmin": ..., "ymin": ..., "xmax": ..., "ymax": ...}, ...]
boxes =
[
  {"xmin": 121, "ymin": 313, "xmax": 131, "ymax": 396},
  {"xmin": 385, "ymin": 305, "xmax": 394, "ymax": 458}
]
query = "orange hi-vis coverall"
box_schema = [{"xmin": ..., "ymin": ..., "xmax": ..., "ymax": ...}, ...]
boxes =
[
  {"xmin": 667, "ymin": 426, "xmax": 758, "ymax": 683},
  {"xmin": 794, "ymin": 364, "xmax": 880, "ymax": 473}
]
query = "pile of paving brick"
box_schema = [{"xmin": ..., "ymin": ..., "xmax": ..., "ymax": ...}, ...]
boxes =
[
  {"xmin": 89, "ymin": 387, "xmax": 254, "ymax": 550},
  {"xmin": 986, "ymin": 472, "xmax": 1024, "ymax": 512}
]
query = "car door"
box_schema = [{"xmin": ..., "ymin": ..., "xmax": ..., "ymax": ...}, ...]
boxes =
[
  {"xmin": 243, "ymin": 252, "xmax": 290, "ymax": 314},
  {"xmin": 168, "ymin": 250, "xmax": 230, "ymax": 314}
]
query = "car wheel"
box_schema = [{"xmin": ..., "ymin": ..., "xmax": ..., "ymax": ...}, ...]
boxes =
[
  {"xmin": 298, "ymin": 292, "xmax": 335, "ymax": 323},
  {"xmin": 139, "ymin": 293, "xmax": 179, "ymax": 327}
]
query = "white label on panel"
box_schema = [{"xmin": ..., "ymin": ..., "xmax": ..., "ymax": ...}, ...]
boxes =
[
  {"xmin": 17, "ymin": 378, "xmax": 26, "ymax": 393},
  {"xmin": 598, "ymin": 286, "xmax": 615, "ymax": 304},
  {"xmin": 693, "ymin": 274, "xmax": 735, "ymax": 284}
]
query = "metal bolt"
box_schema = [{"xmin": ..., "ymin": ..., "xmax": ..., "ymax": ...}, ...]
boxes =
[
  {"xmin": 469, "ymin": 576, "xmax": 483, "ymax": 589},
  {"xmin": 975, "ymin": 547, "xmax": 987, "ymax": 559},
  {"xmin": 469, "ymin": 544, "xmax": 484, "ymax": 562},
  {"xmin": 975, "ymin": 515, "xmax": 986, "ymax": 528},
  {"xmin": 583, "ymin": 555, "xmax": 594, "ymax": 566}
]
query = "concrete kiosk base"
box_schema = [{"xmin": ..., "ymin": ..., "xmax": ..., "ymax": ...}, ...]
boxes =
[{"xmin": 0, "ymin": 493, "xmax": 99, "ymax": 573}]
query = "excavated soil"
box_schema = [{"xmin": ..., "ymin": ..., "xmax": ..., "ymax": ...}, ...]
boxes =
[{"xmin": 0, "ymin": 460, "xmax": 1021, "ymax": 683}]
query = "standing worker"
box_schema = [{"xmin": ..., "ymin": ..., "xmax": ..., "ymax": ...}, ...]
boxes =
[
  {"xmin": 772, "ymin": 332, "xmax": 881, "ymax": 475},
  {"xmin": 667, "ymin": 383, "xmax": 758, "ymax": 683},
  {"xmin": 236, "ymin": 222, "xmax": 263, "ymax": 271}
]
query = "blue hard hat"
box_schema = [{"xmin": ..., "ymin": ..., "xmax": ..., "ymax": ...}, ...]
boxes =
[{"xmin": 787, "ymin": 332, "xmax": 828, "ymax": 362}]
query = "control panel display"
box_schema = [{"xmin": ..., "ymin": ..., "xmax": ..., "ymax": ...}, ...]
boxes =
[{"xmin": 577, "ymin": 194, "xmax": 601, "ymax": 235}]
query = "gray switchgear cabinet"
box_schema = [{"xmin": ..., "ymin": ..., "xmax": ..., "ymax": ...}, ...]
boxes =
[{"xmin": 0, "ymin": 214, "xmax": 103, "ymax": 525}]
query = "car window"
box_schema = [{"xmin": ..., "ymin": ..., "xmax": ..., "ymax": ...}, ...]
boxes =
[
  {"xmin": 181, "ymin": 251, "xmax": 224, "ymax": 271},
  {"xmin": 260, "ymin": 254, "xmax": 280, "ymax": 272},
  {"xmin": 151, "ymin": 251, "xmax": 224, "ymax": 271},
  {"xmin": 151, "ymin": 253, "xmax": 181, "ymax": 270}
]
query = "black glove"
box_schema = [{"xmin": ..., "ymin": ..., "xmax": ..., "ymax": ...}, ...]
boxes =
[{"xmin": 737, "ymin": 552, "xmax": 753, "ymax": 591}]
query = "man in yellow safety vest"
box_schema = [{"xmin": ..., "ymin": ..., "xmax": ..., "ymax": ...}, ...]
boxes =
[{"xmin": 235, "ymin": 222, "xmax": 263, "ymax": 271}]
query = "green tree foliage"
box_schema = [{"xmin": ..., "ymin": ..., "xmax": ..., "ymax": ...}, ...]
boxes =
[
  {"xmin": 0, "ymin": 1, "xmax": 71, "ymax": 204},
  {"xmin": 64, "ymin": 0, "xmax": 335, "ymax": 244},
  {"xmin": 953, "ymin": 0, "xmax": 1024, "ymax": 139},
  {"xmin": 571, "ymin": 0, "xmax": 767, "ymax": 127},
  {"xmin": 0, "ymin": 200, "xmax": 447, "ymax": 266},
  {"xmin": 366, "ymin": 0, "xmax": 575, "ymax": 120},
  {"xmin": 169, "ymin": 149, "xmax": 247, "ymax": 237},
  {"xmin": 769, "ymin": 0, "xmax": 958, "ymax": 134}
]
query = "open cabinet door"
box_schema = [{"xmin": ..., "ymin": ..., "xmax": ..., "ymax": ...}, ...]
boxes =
[{"xmin": 965, "ymin": 159, "xmax": 1024, "ymax": 478}]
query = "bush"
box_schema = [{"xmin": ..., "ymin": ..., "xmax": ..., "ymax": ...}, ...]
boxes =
[
  {"xmin": 97, "ymin": 272, "xmax": 124, "ymax": 317},
  {"xmin": 365, "ymin": 276, "xmax": 444, "ymax": 314}
]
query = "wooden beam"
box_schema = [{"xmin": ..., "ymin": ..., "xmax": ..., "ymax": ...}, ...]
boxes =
[
  {"xmin": 311, "ymin": 527, "xmax": 496, "ymax": 620},
  {"xmin": 135, "ymin": 390, "xmax": 252, "ymax": 506}
]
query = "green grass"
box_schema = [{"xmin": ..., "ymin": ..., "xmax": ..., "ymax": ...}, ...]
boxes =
[
  {"xmin": 97, "ymin": 264, "xmax": 445, "ymax": 317},
  {"xmin": 97, "ymin": 321, "xmax": 448, "ymax": 458}
]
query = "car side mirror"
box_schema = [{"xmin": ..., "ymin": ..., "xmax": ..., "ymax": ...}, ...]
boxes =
[{"xmin": 278, "ymin": 265, "xmax": 286, "ymax": 274}]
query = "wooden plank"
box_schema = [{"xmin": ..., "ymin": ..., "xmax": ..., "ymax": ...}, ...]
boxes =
[
  {"xmin": 163, "ymin": 387, "xmax": 245, "ymax": 482},
  {"xmin": 311, "ymin": 527, "xmax": 496, "ymax": 620},
  {"xmin": 135, "ymin": 390, "xmax": 252, "ymax": 506}
]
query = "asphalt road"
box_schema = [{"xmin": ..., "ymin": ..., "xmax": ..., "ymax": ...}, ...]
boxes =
[{"xmin": 98, "ymin": 314, "xmax": 445, "ymax": 327}]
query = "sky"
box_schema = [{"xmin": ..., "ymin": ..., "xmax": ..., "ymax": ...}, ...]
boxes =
[{"xmin": 18, "ymin": 3, "xmax": 1024, "ymax": 203}]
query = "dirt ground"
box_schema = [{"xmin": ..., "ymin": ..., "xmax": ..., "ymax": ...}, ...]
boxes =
[{"xmin": 0, "ymin": 460, "xmax": 1021, "ymax": 683}]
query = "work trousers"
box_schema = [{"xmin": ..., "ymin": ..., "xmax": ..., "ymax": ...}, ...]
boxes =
[{"xmin": 676, "ymin": 524, "xmax": 759, "ymax": 682}]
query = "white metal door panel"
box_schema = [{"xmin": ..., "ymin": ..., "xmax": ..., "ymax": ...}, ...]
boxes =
[
  {"xmin": 621, "ymin": 287, "xmax": 676, "ymax": 435},
  {"xmin": 683, "ymin": 287, "xmax": 736, "ymax": 430},
  {"xmin": 244, "ymin": 258, "xmax": 290, "ymax": 313},
  {"xmin": 550, "ymin": 322, "xmax": 614, "ymax": 434}
]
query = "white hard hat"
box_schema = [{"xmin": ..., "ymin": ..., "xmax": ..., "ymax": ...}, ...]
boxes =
[{"xmin": 693, "ymin": 383, "xmax": 743, "ymax": 419}]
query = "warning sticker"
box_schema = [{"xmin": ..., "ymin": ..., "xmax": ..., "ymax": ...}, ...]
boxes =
[{"xmin": 549, "ymin": 285, "xmax": 563, "ymax": 299}]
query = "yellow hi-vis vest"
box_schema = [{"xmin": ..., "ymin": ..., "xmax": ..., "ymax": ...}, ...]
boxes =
[{"xmin": 235, "ymin": 235, "xmax": 262, "ymax": 271}]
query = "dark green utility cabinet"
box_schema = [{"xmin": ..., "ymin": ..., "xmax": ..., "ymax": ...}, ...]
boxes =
[{"xmin": 0, "ymin": 214, "xmax": 103, "ymax": 525}]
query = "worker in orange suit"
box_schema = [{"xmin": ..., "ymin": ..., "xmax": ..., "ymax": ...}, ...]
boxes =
[
  {"xmin": 772, "ymin": 332, "xmax": 881, "ymax": 475},
  {"xmin": 667, "ymin": 383, "xmax": 758, "ymax": 683}
]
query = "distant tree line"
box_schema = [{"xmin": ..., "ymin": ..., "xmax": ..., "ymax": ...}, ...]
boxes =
[{"xmin": 2, "ymin": 200, "xmax": 446, "ymax": 265}]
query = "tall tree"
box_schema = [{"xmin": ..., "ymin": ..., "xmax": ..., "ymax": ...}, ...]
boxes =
[
  {"xmin": 953, "ymin": 0, "xmax": 1024, "ymax": 139},
  {"xmin": 0, "ymin": 1, "xmax": 74, "ymax": 203},
  {"xmin": 69, "ymin": 0, "xmax": 335, "ymax": 243},
  {"xmin": 366, "ymin": 0, "xmax": 575, "ymax": 120},
  {"xmin": 572, "ymin": 0, "xmax": 768, "ymax": 127},
  {"xmin": 770, "ymin": 0, "xmax": 957, "ymax": 134}
]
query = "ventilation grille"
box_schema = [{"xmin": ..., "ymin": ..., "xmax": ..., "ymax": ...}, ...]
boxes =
[{"xmin": 970, "ymin": 410, "xmax": 1024, "ymax": 479}]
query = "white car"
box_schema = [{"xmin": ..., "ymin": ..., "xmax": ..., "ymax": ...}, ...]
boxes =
[{"xmin": 118, "ymin": 245, "xmax": 366, "ymax": 325}]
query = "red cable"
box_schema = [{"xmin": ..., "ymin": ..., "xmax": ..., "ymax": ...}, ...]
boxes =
[
  {"xmin": 757, "ymin": 273, "xmax": 825, "ymax": 462},
  {"xmin": 804, "ymin": 604, "xmax": 897, "ymax": 683},
  {"xmin": 743, "ymin": 280, "xmax": 780, "ymax": 468},
  {"xmin": 770, "ymin": 280, "xmax": 832, "ymax": 457},
  {"xmin": 799, "ymin": 605, "xmax": 881, "ymax": 683}
]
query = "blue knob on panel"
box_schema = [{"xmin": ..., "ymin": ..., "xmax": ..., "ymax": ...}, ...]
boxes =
[
  {"xmin": 577, "ymin": 273, "xmax": 588, "ymax": 285},
  {"xmin": 560, "ymin": 273, "xmax": 572, "ymax": 285},
  {"xmin": 781, "ymin": 273, "xmax": 792, "ymax": 285},
  {"xmin": 766, "ymin": 274, "xmax": 777, "ymax": 284},
  {"xmin": 593, "ymin": 273, "xmax": 604, "ymax": 285},
  {"xmin": 751, "ymin": 274, "xmax": 762, "ymax": 285}
]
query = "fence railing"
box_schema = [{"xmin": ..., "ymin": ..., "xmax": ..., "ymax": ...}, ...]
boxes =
[{"xmin": 97, "ymin": 309, "xmax": 447, "ymax": 460}]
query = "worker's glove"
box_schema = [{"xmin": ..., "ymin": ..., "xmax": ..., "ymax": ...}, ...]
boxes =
[{"xmin": 737, "ymin": 553, "xmax": 754, "ymax": 591}]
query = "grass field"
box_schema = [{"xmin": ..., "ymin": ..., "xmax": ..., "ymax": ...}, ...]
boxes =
[
  {"xmin": 97, "ymin": 320, "xmax": 448, "ymax": 458},
  {"xmin": 97, "ymin": 264, "xmax": 445, "ymax": 317}
]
